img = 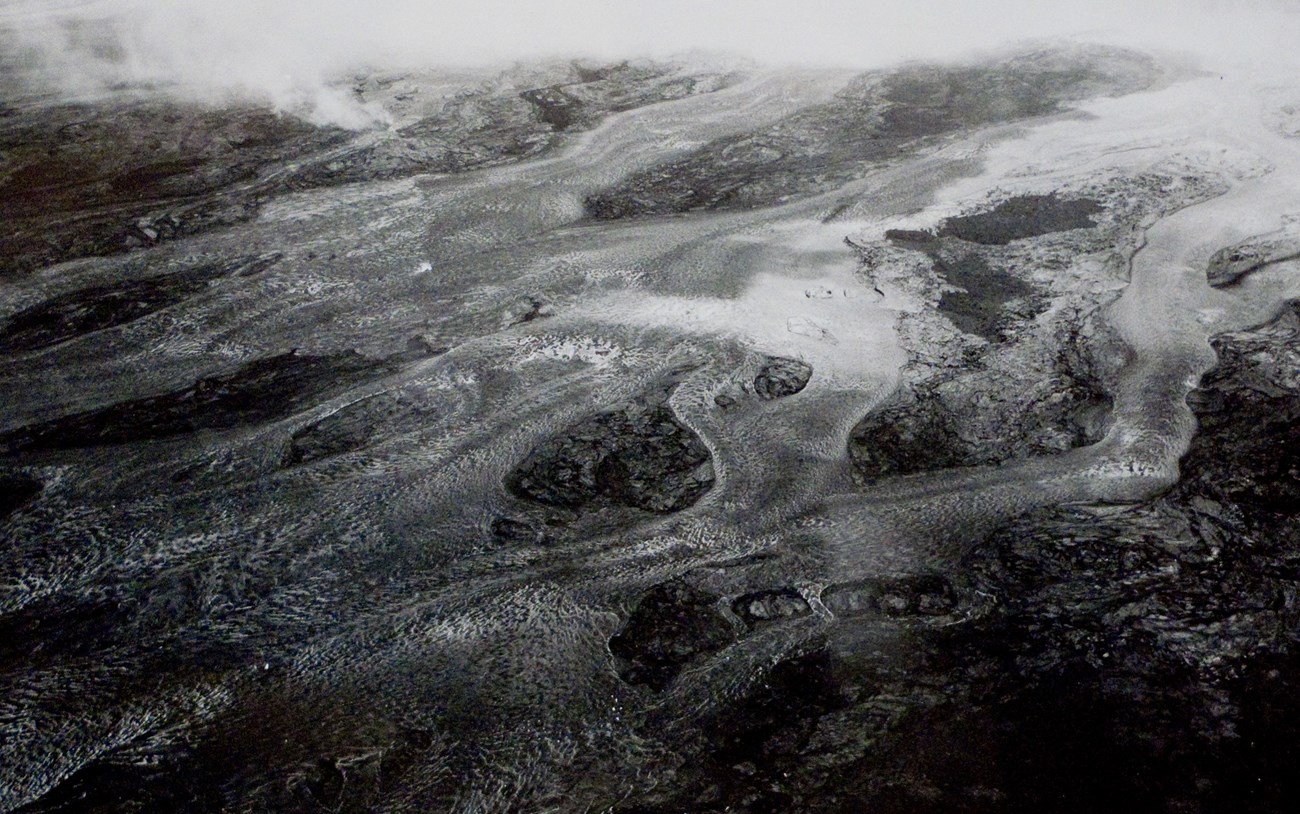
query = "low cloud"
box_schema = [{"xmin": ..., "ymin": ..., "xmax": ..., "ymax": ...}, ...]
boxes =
[{"xmin": 3, "ymin": 0, "xmax": 1298, "ymax": 127}]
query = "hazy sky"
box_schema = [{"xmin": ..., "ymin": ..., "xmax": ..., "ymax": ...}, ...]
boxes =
[{"xmin": 4, "ymin": 1, "xmax": 1299, "ymax": 125}]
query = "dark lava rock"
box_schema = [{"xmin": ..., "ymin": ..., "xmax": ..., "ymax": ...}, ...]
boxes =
[
  {"xmin": 0, "ymin": 101, "xmax": 343, "ymax": 275},
  {"xmin": 1, "ymin": 350, "xmax": 396, "ymax": 454},
  {"xmin": 520, "ymin": 86, "xmax": 586, "ymax": 130},
  {"xmin": 609, "ymin": 580, "xmax": 734, "ymax": 691},
  {"xmin": 506, "ymin": 398, "xmax": 714, "ymax": 514},
  {"xmin": 489, "ymin": 517, "xmax": 550, "ymax": 546},
  {"xmin": 932, "ymin": 253, "xmax": 1037, "ymax": 342},
  {"xmin": 0, "ymin": 254, "xmax": 281, "ymax": 354},
  {"xmin": 585, "ymin": 45, "xmax": 1156, "ymax": 219},
  {"xmin": 848, "ymin": 392, "xmax": 968, "ymax": 478},
  {"xmin": 703, "ymin": 651, "xmax": 849, "ymax": 803},
  {"xmin": 823, "ymin": 574, "xmax": 958, "ymax": 619},
  {"xmin": 1183, "ymin": 300, "xmax": 1300, "ymax": 515},
  {"xmin": 0, "ymin": 471, "xmax": 41, "ymax": 518},
  {"xmin": 848, "ymin": 320, "xmax": 1115, "ymax": 480},
  {"xmin": 937, "ymin": 193, "xmax": 1104, "ymax": 245},
  {"xmin": 884, "ymin": 228, "xmax": 937, "ymax": 246},
  {"xmin": 753, "ymin": 356, "xmax": 813, "ymax": 400},
  {"xmin": 1, "ymin": 62, "xmax": 734, "ymax": 274}
]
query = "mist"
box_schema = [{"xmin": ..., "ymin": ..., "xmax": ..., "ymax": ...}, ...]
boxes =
[{"xmin": 3, "ymin": 0, "xmax": 1299, "ymax": 127}]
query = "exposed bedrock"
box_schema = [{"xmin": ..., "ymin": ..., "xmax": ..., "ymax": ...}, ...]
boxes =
[
  {"xmin": 584, "ymin": 44, "xmax": 1161, "ymax": 219},
  {"xmin": 505, "ymin": 387, "xmax": 715, "ymax": 515},
  {"xmin": 615, "ymin": 300, "xmax": 1300, "ymax": 813}
]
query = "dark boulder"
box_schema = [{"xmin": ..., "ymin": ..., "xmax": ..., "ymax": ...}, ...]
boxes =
[
  {"xmin": 732, "ymin": 588, "xmax": 813, "ymax": 625},
  {"xmin": 754, "ymin": 356, "xmax": 813, "ymax": 400},
  {"xmin": 489, "ymin": 517, "xmax": 550, "ymax": 546}
]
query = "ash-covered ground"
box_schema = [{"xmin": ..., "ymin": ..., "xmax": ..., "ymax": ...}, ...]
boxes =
[{"xmin": 2, "ymin": 40, "xmax": 1300, "ymax": 813}]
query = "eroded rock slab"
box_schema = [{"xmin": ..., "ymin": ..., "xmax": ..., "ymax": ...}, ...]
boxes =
[{"xmin": 1207, "ymin": 231, "xmax": 1300, "ymax": 287}]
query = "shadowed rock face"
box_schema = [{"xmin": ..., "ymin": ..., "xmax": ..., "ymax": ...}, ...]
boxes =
[
  {"xmin": 0, "ymin": 350, "xmax": 397, "ymax": 453},
  {"xmin": 506, "ymin": 396, "xmax": 715, "ymax": 514},
  {"xmin": 584, "ymin": 45, "xmax": 1158, "ymax": 219}
]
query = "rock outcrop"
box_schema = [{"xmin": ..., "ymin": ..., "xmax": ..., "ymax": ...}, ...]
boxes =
[
  {"xmin": 1206, "ymin": 227, "xmax": 1300, "ymax": 287},
  {"xmin": 848, "ymin": 170, "xmax": 1225, "ymax": 481},
  {"xmin": 0, "ymin": 254, "xmax": 281, "ymax": 354}
]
